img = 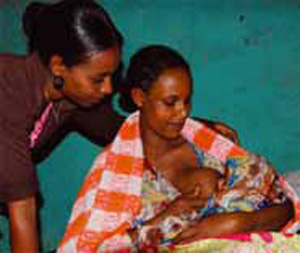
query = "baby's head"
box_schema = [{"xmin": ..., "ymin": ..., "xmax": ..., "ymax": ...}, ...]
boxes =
[
  {"xmin": 176, "ymin": 167, "xmax": 222, "ymax": 199},
  {"xmin": 159, "ymin": 167, "xmax": 222, "ymax": 242}
]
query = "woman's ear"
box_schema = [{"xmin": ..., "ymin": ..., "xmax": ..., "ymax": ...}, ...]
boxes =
[
  {"xmin": 131, "ymin": 88, "xmax": 146, "ymax": 108},
  {"xmin": 49, "ymin": 55, "xmax": 67, "ymax": 76}
]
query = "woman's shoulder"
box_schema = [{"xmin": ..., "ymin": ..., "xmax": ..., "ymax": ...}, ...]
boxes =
[
  {"xmin": 0, "ymin": 52, "xmax": 45, "ymax": 126},
  {"xmin": 0, "ymin": 52, "xmax": 26, "ymax": 64},
  {"xmin": 0, "ymin": 53, "xmax": 29, "ymax": 76},
  {"xmin": 0, "ymin": 52, "xmax": 45, "ymax": 87}
]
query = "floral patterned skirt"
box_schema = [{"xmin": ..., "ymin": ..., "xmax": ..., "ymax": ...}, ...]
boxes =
[{"xmin": 160, "ymin": 232, "xmax": 300, "ymax": 253}]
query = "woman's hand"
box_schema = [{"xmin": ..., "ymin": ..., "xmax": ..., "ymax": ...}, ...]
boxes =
[
  {"xmin": 213, "ymin": 122, "xmax": 239, "ymax": 144},
  {"xmin": 192, "ymin": 117, "xmax": 239, "ymax": 144}
]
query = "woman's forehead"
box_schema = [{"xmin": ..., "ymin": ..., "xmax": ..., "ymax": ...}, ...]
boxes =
[{"xmin": 150, "ymin": 68, "xmax": 192, "ymax": 93}]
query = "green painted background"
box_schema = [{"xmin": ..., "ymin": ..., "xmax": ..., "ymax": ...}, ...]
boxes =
[{"xmin": 0, "ymin": 0, "xmax": 300, "ymax": 251}]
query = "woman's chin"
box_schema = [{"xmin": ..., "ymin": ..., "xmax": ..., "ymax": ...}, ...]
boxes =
[{"xmin": 160, "ymin": 131, "xmax": 183, "ymax": 141}]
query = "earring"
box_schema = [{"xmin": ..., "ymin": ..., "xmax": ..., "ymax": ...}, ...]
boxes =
[{"xmin": 53, "ymin": 75, "xmax": 64, "ymax": 90}]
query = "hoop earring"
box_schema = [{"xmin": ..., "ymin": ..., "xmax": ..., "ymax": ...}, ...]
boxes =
[{"xmin": 53, "ymin": 75, "xmax": 64, "ymax": 90}]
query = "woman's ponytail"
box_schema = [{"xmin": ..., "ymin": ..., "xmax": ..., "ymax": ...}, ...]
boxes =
[{"xmin": 22, "ymin": 2, "xmax": 50, "ymax": 52}]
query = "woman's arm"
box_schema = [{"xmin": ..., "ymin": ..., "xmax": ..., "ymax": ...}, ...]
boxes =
[
  {"xmin": 8, "ymin": 196, "xmax": 39, "ymax": 253},
  {"xmin": 174, "ymin": 200, "xmax": 294, "ymax": 244}
]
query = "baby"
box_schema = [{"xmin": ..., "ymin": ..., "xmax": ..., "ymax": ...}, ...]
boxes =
[
  {"xmin": 134, "ymin": 167, "xmax": 223, "ymax": 250},
  {"xmin": 159, "ymin": 167, "xmax": 223, "ymax": 243}
]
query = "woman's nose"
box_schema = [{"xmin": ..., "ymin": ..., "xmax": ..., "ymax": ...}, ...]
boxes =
[{"xmin": 101, "ymin": 77, "xmax": 113, "ymax": 95}]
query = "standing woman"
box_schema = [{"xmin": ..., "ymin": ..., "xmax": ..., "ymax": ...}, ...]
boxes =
[{"xmin": 0, "ymin": 0, "xmax": 123, "ymax": 251}]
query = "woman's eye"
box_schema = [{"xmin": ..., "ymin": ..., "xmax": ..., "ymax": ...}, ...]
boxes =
[
  {"xmin": 91, "ymin": 77, "xmax": 104, "ymax": 84},
  {"xmin": 163, "ymin": 99, "xmax": 176, "ymax": 106}
]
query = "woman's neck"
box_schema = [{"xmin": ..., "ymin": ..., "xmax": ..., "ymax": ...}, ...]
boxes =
[{"xmin": 140, "ymin": 122, "xmax": 185, "ymax": 164}]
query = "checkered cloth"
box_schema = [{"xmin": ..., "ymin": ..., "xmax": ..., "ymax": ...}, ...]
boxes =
[{"xmin": 58, "ymin": 111, "xmax": 299, "ymax": 252}]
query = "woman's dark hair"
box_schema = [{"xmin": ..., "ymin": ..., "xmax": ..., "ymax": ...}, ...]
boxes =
[
  {"xmin": 119, "ymin": 45, "xmax": 192, "ymax": 112},
  {"xmin": 23, "ymin": 0, "xmax": 123, "ymax": 67}
]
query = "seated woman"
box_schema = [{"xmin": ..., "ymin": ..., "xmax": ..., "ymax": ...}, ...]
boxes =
[{"xmin": 58, "ymin": 45, "xmax": 298, "ymax": 252}]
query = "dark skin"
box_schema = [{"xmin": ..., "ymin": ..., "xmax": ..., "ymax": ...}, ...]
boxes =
[
  {"xmin": 6, "ymin": 63, "xmax": 238, "ymax": 252},
  {"xmin": 129, "ymin": 136, "xmax": 293, "ymax": 244},
  {"xmin": 173, "ymin": 202, "xmax": 294, "ymax": 244},
  {"xmin": 8, "ymin": 196, "xmax": 39, "ymax": 253},
  {"xmin": 8, "ymin": 46, "xmax": 121, "ymax": 253},
  {"xmin": 172, "ymin": 167, "xmax": 221, "ymax": 198},
  {"xmin": 130, "ymin": 67, "xmax": 293, "ymax": 245},
  {"xmin": 128, "ymin": 131, "xmax": 237, "ymax": 244}
]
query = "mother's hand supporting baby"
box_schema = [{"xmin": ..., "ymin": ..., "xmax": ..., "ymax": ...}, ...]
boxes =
[{"xmin": 173, "ymin": 200, "xmax": 294, "ymax": 245}]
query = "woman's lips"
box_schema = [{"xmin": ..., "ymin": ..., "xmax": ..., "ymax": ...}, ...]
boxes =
[{"xmin": 168, "ymin": 121, "xmax": 185, "ymax": 130}]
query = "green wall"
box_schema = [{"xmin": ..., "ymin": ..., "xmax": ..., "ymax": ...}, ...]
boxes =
[{"xmin": 0, "ymin": 0, "xmax": 300, "ymax": 251}]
